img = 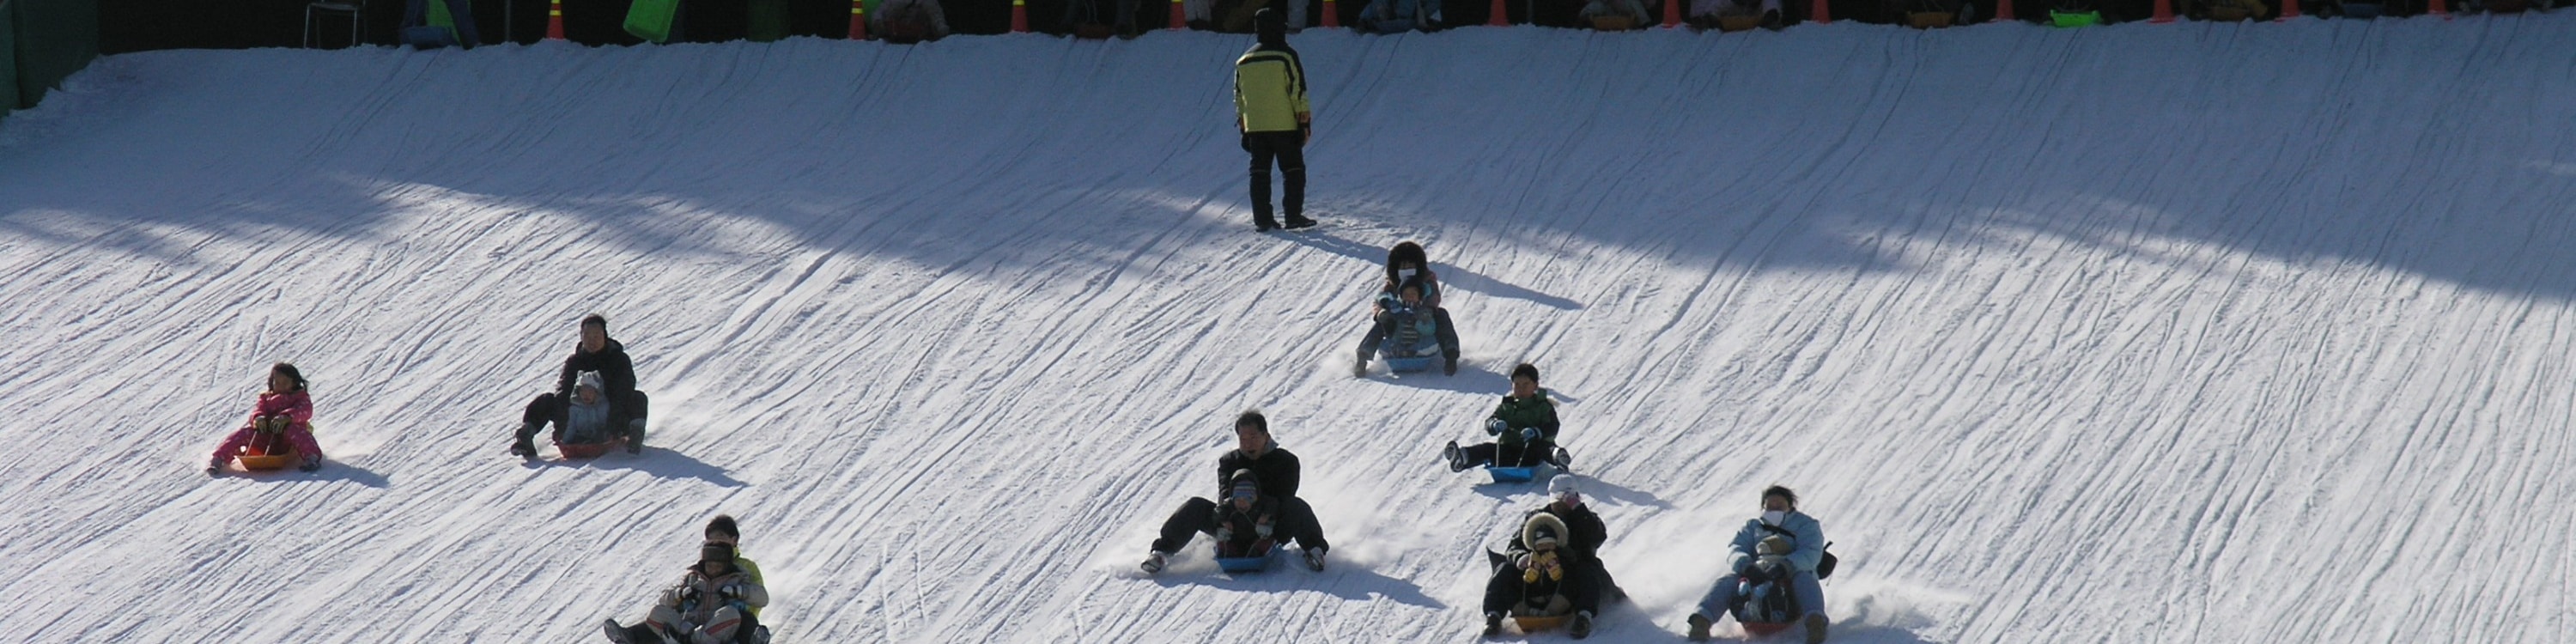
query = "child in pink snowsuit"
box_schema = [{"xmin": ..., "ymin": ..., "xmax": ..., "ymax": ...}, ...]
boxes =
[{"xmin": 208, "ymin": 362, "xmax": 324, "ymax": 473}]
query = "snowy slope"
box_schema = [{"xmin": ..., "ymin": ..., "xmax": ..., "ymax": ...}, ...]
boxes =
[{"xmin": 5, "ymin": 15, "xmax": 2576, "ymax": 643}]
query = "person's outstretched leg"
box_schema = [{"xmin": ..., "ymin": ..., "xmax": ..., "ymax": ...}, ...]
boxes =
[
  {"xmin": 1151, "ymin": 497, "xmax": 1221, "ymax": 554},
  {"xmin": 1433, "ymin": 307, "xmax": 1461, "ymax": 374}
]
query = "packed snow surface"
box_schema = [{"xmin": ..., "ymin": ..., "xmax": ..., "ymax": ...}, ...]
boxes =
[{"xmin": 4, "ymin": 14, "xmax": 2575, "ymax": 643}]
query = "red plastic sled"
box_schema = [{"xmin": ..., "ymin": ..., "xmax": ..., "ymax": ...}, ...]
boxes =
[
  {"xmin": 1741, "ymin": 622, "xmax": 1794, "ymax": 637},
  {"xmin": 554, "ymin": 438, "xmax": 624, "ymax": 459}
]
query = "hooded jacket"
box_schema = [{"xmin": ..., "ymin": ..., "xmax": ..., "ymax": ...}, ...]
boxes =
[
  {"xmin": 563, "ymin": 371, "xmax": 616, "ymax": 442},
  {"xmin": 1728, "ymin": 510, "xmax": 1826, "ymax": 576},
  {"xmin": 1511, "ymin": 502, "xmax": 1608, "ymax": 568}
]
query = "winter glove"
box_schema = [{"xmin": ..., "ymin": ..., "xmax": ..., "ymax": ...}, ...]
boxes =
[
  {"xmin": 1521, "ymin": 427, "xmax": 1542, "ymax": 442},
  {"xmin": 1485, "ymin": 418, "xmax": 1508, "ymax": 436},
  {"xmin": 1740, "ymin": 564, "xmax": 1773, "ymax": 585},
  {"xmin": 1215, "ymin": 527, "xmax": 1233, "ymax": 543},
  {"xmin": 659, "ymin": 587, "xmax": 686, "ymax": 608},
  {"xmin": 1514, "ymin": 553, "xmax": 1534, "ymax": 570},
  {"xmin": 719, "ymin": 584, "xmax": 746, "ymax": 602},
  {"xmin": 1255, "ymin": 521, "xmax": 1273, "ymax": 538}
]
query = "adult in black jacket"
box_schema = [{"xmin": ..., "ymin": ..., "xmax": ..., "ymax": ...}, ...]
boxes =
[
  {"xmin": 1527, "ymin": 474, "xmax": 1625, "ymax": 601},
  {"xmin": 1484, "ymin": 511, "xmax": 1601, "ymax": 638},
  {"xmin": 1142, "ymin": 410, "xmax": 1331, "ymax": 574},
  {"xmin": 511, "ymin": 313, "xmax": 650, "ymax": 456}
]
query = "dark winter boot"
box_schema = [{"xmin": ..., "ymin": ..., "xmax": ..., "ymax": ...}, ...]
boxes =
[
  {"xmin": 1803, "ymin": 613, "xmax": 1829, "ymax": 644},
  {"xmin": 626, "ymin": 419, "xmax": 647, "ymax": 454},
  {"xmin": 1283, "ymin": 214, "xmax": 1317, "ymax": 230},
  {"xmin": 1443, "ymin": 440, "xmax": 1468, "ymax": 472},
  {"xmin": 1352, "ymin": 350, "xmax": 1370, "ymax": 378},
  {"xmin": 1686, "ymin": 613, "xmax": 1714, "ymax": 641},
  {"xmin": 1444, "ymin": 355, "xmax": 1459, "ymax": 375},
  {"xmin": 1482, "ymin": 611, "xmax": 1504, "ymax": 638},
  {"xmin": 511, "ymin": 421, "xmax": 541, "ymax": 458},
  {"xmin": 1570, "ymin": 611, "xmax": 1594, "ymax": 639}
]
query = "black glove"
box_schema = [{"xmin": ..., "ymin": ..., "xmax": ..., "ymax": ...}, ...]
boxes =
[{"xmin": 1739, "ymin": 565, "xmax": 1773, "ymax": 584}]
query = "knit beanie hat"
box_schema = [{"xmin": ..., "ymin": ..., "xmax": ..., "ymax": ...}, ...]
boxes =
[
  {"xmin": 577, "ymin": 370, "xmax": 605, "ymax": 394},
  {"xmin": 1255, "ymin": 8, "xmax": 1285, "ymax": 44},
  {"xmin": 1547, "ymin": 474, "xmax": 1579, "ymax": 499},
  {"xmin": 1228, "ymin": 469, "xmax": 1260, "ymax": 501}
]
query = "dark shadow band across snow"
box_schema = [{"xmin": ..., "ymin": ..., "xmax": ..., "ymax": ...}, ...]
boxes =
[{"xmin": 11, "ymin": 27, "xmax": 2573, "ymax": 300}]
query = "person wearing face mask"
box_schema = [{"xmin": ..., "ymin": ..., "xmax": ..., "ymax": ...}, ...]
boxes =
[
  {"xmin": 1528, "ymin": 475, "xmax": 1624, "ymax": 600},
  {"xmin": 1687, "ymin": 485, "xmax": 1830, "ymax": 643},
  {"xmin": 1355, "ymin": 241, "xmax": 1463, "ymax": 377}
]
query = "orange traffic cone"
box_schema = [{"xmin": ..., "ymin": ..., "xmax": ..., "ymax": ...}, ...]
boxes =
[
  {"xmin": 547, "ymin": 0, "xmax": 566, "ymax": 39},
  {"xmin": 2150, "ymin": 0, "xmax": 2172, "ymax": 21},
  {"xmin": 2428, "ymin": 0, "xmax": 2448, "ymax": 15},
  {"xmin": 1012, "ymin": 0, "xmax": 1030, "ymax": 31},
  {"xmin": 2278, "ymin": 0, "xmax": 2298, "ymax": 18},
  {"xmin": 1996, "ymin": 0, "xmax": 2014, "ymax": 21},
  {"xmin": 1489, "ymin": 0, "xmax": 1509, "ymax": 25},
  {"xmin": 1809, "ymin": 0, "xmax": 1828, "ymax": 23},
  {"xmin": 1171, "ymin": 0, "xmax": 1188, "ymax": 28},
  {"xmin": 1662, "ymin": 0, "xmax": 1680, "ymax": 26},
  {"xmin": 848, "ymin": 0, "xmax": 869, "ymax": 39},
  {"xmin": 1323, "ymin": 0, "xmax": 1340, "ymax": 27}
]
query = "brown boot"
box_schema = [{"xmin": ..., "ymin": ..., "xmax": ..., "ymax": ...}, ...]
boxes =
[{"xmin": 1803, "ymin": 613, "xmax": 1830, "ymax": 643}]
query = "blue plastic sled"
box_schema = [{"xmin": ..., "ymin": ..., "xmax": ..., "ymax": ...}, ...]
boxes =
[
  {"xmin": 1486, "ymin": 463, "xmax": 1550, "ymax": 483},
  {"xmin": 1215, "ymin": 546, "xmax": 1277, "ymax": 574},
  {"xmin": 1378, "ymin": 337, "xmax": 1442, "ymax": 373},
  {"xmin": 1485, "ymin": 446, "xmax": 1570, "ymax": 483}
]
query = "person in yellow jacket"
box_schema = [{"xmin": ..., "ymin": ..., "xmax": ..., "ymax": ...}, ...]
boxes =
[{"xmin": 1233, "ymin": 8, "xmax": 1318, "ymax": 232}]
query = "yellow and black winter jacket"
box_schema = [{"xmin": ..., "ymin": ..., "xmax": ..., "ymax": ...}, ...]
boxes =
[{"xmin": 1234, "ymin": 43, "xmax": 1309, "ymax": 134}]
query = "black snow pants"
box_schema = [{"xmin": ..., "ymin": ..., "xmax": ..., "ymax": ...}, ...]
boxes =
[
  {"xmin": 1152, "ymin": 495, "xmax": 1329, "ymax": 554},
  {"xmin": 1244, "ymin": 131, "xmax": 1306, "ymax": 227}
]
